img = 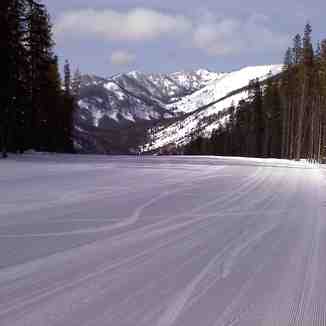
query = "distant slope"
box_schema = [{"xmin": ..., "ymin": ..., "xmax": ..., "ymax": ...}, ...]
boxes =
[
  {"xmin": 74, "ymin": 69, "xmax": 222, "ymax": 153},
  {"xmin": 74, "ymin": 69, "xmax": 221, "ymax": 153},
  {"xmin": 76, "ymin": 69, "xmax": 222, "ymax": 128},
  {"xmin": 143, "ymin": 65, "xmax": 283, "ymax": 152},
  {"xmin": 113, "ymin": 70, "xmax": 223, "ymax": 105}
]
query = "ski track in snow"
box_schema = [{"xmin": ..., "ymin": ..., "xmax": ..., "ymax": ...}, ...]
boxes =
[{"xmin": 0, "ymin": 155, "xmax": 325, "ymax": 326}]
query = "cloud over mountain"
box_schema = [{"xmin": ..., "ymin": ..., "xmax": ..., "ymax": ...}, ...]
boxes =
[
  {"xmin": 110, "ymin": 50, "xmax": 135, "ymax": 66},
  {"xmin": 54, "ymin": 8, "xmax": 192, "ymax": 42},
  {"xmin": 54, "ymin": 7, "xmax": 289, "ymax": 59}
]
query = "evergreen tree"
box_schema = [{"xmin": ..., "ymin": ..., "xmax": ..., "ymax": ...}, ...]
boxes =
[
  {"xmin": 292, "ymin": 34, "xmax": 302, "ymax": 64},
  {"xmin": 263, "ymin": 74, "xmax": 274, "ymax": 157},
  {"xmin": 295, "ymin": 23, "xmax": 314, "ymax": 160},
  {"xmin": 27, "ymin": 0, "xmax": 55, "ymax": 150},
  {"xmin": 318, "ymin": 40, "xmax": 326, "ymax": 162},
  {"xmin": 41, "ymin": 55, "xmax": 62, "ymax": 151},
  {"xmin": 281, "ymin": 47, "xmax": 293, "ymax": 158},
  {"xmin": 269, "ymin": 83, "xmax": 282, "ymax": 157},
  {"xmin": 72, "ymin": 68, "xmax": 82, "ymax": 98},
  {"xmin": 249, "ymin": 78, "xmax": 264, "ymax": 157},
  {"xmin": 62, "ymin": 60, "xmax": 75, "ymax": 152},
  {"xmin": 64, "ymin": 59, "xmax": 71, "ymax": 96},
  {"xmin": 0, "ymin": 0, "xmax": 29, "ymax": 157}
]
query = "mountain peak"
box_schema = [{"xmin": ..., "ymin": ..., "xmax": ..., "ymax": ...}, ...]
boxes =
[
  {"xmin": 126, "ymin": 70, "xmax": 142, "ymax": 78},
  {"xmin": 75, "ymin": 64, "xmax": 282, "ymax": 153},
  {"xmin": 145, "ymin": 64, "xmax": 283, "ymax": 152}
]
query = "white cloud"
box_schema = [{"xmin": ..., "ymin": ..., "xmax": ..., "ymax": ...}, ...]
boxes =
[
  {"xmin": 54, "ymin": 7, "xmax": 289, "ymax": 58},
  {"xmin": 54, "ymin": 8, "xmax": 192, "ymax": 42},
  {"xmin": 192, "ymin": 13, "xmax": 289, "ymax": 56},
  {"xmin": 110, "ymin": 50, "xmax": 135, "ymax": 66},
  {"xmin": 192, "ymin": 19, "xmax": 242, "ymax": 55}
]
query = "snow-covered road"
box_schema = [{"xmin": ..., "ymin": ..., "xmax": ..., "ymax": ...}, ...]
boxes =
[{"xmin": 0, "ymin": 155, "xmax": 325, "ymax": 325}]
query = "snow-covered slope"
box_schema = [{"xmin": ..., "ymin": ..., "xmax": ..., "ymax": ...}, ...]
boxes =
[
  {"xmin": 74, "ymin": 70, "xmax": 222, "ymax": 153},
  {"xmin": 144, "ymin": 65, "xmax": 283, "ymax": 151},
  {"xmin": 76, "ymin": 69, "xmax": 222, "ymax": 129},
  {"xmin": 1, "ymin": 155, "xmax": 325, "ymax": 326},
  {"xmin": 76, "ymin": 75, "xmax": 167, "ymax": 130},
  {"xmin": 113, "ymin": 69, "xmax": 223, "ymax": 105},
  {"xmin": 74, "ymin": 65, "xmax": 283, "ymax": 153},
  {"xmin": 168, "ymin": 65, "xmax": 282, "ymax": 114}
]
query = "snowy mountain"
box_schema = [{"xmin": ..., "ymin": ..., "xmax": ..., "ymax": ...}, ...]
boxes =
[
  {"xmin": 74, "ymin": 65, "xmax": 283, "ymax": 153},
  {"xmin": 74, "ymin": 70, "xmax": 223, "ymax": 152},
  {"xmin": 113, "ymin": 70, "xmax": 223, "ymax": 105},
  {"xmin": 76, "ymin": 70, "xmax": 222, "ymax": 128},
  {"xmin": 143, "ymin": 65, "xmax": 283, "ymax": 152}
]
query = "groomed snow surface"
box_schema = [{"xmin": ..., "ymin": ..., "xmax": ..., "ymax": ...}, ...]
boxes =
[{"xmin": 0, "ymin": 155, "xmax": 326, "ymax": 326}]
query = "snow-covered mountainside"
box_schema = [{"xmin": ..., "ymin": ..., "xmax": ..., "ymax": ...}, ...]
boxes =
[
  {"xmin": 76, "ymin": 69, "xmax": 222, "ymax": 129},
  {"xmin": 113, "ymin": 70, "xmax": 224, "ymax": 105},
  {"xmin": 144, "ymin": 65, "xmax": 283, "ymax": 152},
  {"xmin": 74, "ymin": 69, "xmax": 223, "ymax": 153},
  {"xmin": 74, "ymin": 65, "xmax": 283, "ymax": 153}
]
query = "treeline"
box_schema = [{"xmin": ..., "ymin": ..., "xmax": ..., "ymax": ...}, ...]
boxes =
[
  {"xmin": 185, "ymin": 24, "xmax": 326, "ymax": 162},
  {"xmin": 0, "ymin": 0, "xmax": 77, "ymax": 158},
  {"xmin": 184, "ymin": 77, "xmax": 283, "ymax": 157}
]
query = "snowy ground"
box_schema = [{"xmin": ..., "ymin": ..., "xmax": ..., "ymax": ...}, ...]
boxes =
[{"xmin": 0, "ymin": 154, "xmax": 326, "ymax": 326}]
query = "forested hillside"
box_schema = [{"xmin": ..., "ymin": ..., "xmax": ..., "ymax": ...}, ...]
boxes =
[
  {"xmin": 184, "ymin": 24, "xmax": 326, "ymax": 162},
  {"xmin": 0, "ymin": 0, "xmax": 75, "ymax": 158}
]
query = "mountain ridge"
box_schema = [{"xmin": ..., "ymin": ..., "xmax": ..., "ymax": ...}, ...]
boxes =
[
  {"xmin": 143, "ymin": 64, "xmax": 283, "ymax": 152},
  {"xmin": 73, "ymin": 65, "xmax": 282, "ymax": 153}
]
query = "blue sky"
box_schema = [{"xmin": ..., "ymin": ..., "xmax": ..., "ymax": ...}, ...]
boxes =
[{"xmin": 43, "ymin": 0, "xmax": 325, "ymax": 76}]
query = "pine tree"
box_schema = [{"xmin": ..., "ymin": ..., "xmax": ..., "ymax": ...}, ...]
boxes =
[
  {"xmin": 293, "ymin": 34, "xmax": 303, "ymax": 64},
  {"xmin": 291, "ymin": 34, "xmax": 303, "ymax": 159},
  {"xmin": 263, "ymin": 74, "xmax": 274, "ymax": 157},
  {"xmin": 0, "ymin": 0, "xmax": 29, "ymax": 157},
  {"xmin": 64, "ymin": 60, "xmax": 71, "ymax": 96},
  {"xmin": 249, "ymin": 78, "xmax": 264, "ymax": 157},
  {"xmin": 62, "ymin": 60, "xmax": 75, "ymax": 152},
  {"xmin": 295, "ymin": 23, "xmax": 314, "ymax": 160},
  {"xmin": 41, "ymin": 55, "xmax": 62, "ymax": 151},
  {"xmin": 27, "ymin": 0, "xmax": 55, "ymax": 150},
  {"xmin": 0, "ymin": 0, "xmax": 13, "ymax": 157},
  {"xmin": 281, "ymin": 47, "xmax": 293, "ymax": 158},
  {"xmin": 72, "ymin": 68, "xmax": 82, "ymax": 98},
  {"xmin": 270, "ymin": 83, "xmax": 282, "ymax": 157},
  {"xmin": 319, "ymin": 40, "xmax": 326, "ymax": 162}
]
